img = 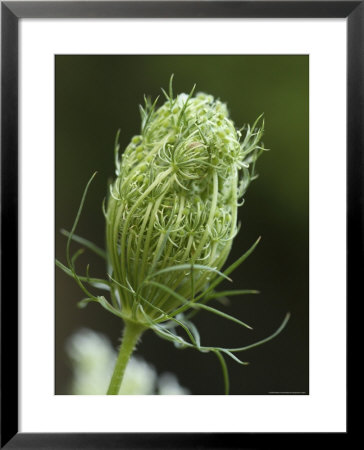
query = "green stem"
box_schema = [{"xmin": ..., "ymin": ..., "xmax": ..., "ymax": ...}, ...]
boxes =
[{"xmin": 107, "ymin": 320, "xmax": 145, "ymax": 395}]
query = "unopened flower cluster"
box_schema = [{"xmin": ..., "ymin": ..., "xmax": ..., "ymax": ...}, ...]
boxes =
[{"xmin": 106, "ymin": 90, "xmax": 264, "ymax": 323}]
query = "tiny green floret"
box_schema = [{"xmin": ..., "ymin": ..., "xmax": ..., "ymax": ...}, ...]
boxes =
[{"xmin": 57, "ymin": 77, "xmax": 289, "ymax": 395}]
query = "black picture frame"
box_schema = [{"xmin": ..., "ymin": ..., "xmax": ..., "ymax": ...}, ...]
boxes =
[{"xmin": 1, "ymin": 1, "xmax": 357, "ymax": 448}]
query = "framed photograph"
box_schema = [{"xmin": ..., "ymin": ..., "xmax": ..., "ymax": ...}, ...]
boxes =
[{"xmin": 1, "ymin": 1, "xmax": 356, "ymax": 448}]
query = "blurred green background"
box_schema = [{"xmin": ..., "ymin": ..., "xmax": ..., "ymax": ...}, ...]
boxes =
[{"xmin": 56, "ymin": 55, "xmax": 308, "ymax": 395}]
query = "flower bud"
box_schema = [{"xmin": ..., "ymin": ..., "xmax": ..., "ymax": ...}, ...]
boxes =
[{"xmin": 106, "ymin": 87, "xmax": 264, "ymax": 323}]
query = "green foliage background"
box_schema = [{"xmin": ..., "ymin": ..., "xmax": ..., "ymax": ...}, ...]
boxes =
[{"xmin": 56, "ymin": 55, "xmax": 309, "ymax": 395}]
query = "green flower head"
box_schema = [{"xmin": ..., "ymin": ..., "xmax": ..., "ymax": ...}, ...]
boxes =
[{"xmin": 106, "ymin": 80, "xmax": 265, "ymax": 324}]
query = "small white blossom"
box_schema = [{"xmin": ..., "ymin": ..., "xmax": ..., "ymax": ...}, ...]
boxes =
[{"xmin": 66, "ymin": 329, "xmax": 189, "ymax": 395}]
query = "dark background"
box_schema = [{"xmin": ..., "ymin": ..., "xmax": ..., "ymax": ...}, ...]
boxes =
[{"xmin": 55, "ymin": 55, "xmax": 308, "ymax": 395}]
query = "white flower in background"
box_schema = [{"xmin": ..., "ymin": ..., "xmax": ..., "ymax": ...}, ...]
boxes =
[
  {"xmin": 119, "ymin": 357, "xmax": 156, "ymax": 395},
  {"xmin": 66, "ymin": 328, "xmax": 189, "ymax": 395},
  {"xmin": 158, "ymin": 373, "xmax": 190, "ymax": 395},
  {"xmin": 66, "ymin": 329, "xmax": 115, "ymax": 395}
]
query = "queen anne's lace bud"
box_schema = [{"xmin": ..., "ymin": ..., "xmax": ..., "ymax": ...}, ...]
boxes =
[
  {"xmin": 106, "ymin": 85, "xmax": 265, "ymax": 323},
  {"xmin": 57, "ymin": 78, "xmax": 291, "ymax": 395}
]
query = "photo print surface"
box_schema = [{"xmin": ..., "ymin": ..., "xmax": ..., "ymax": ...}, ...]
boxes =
[{"xmin": 55, "ymin": 55, "xmax": 309, "ymax": 395}]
